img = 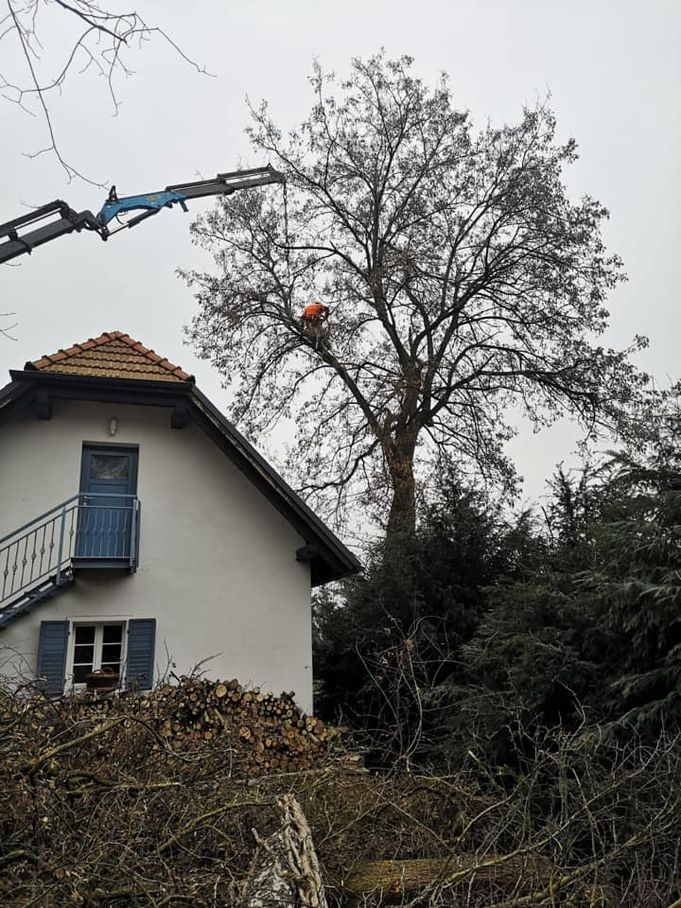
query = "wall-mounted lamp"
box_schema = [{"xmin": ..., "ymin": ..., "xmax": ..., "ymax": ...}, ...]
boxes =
[{"xmin": 108, "ymin": 417, "xmax": 119, "ymax": 437}]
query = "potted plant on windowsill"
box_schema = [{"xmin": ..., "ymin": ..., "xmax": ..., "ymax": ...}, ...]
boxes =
[{"xmin": 85, "ymin": 668, "xmax": 120, "ymax": 693}]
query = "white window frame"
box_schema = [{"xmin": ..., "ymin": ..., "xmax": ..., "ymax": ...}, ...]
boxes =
[{"xmin": 65, "ymin": 619, "xmax": 128, "ymax": 693}]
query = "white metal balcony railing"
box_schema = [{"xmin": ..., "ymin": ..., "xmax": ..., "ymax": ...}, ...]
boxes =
[{"xmin": 0, "ymin": 493, "xmax": 140, "ymax": 618}]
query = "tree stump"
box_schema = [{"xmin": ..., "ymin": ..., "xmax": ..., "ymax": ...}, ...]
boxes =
[{"xmin": 243, "ymin": 794, "xmax": 328, "ymax": 908}]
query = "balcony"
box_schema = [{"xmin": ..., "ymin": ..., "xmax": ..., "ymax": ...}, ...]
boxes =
[{"xmin": 0, "ymin": 494, "xmax": 140, "ymax": 622}]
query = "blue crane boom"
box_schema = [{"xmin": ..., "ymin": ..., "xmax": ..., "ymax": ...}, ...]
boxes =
[{"xmin": 0, "ymin": 165, "xmax": 284, "ymax": 265}]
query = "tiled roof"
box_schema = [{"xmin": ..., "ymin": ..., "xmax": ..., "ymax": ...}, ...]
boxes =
[{"xmin": 27, "ymin": 332, "xmax": 193, "ymax": 383}]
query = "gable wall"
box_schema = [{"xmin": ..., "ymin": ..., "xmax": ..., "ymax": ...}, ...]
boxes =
[{"xmin": 0, "ymin": 399, "xmax": 313, "ymax": 709}]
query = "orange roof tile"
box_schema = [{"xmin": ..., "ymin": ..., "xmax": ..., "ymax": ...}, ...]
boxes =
[{"xmin": 27, "ymin": 332, "xmax": 193, "ymax": 383}]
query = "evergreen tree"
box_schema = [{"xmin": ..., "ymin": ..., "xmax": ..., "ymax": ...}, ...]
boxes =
[
  {"xmin": 314, "ymin": 479, "xmax": 534, "ymax": 762},
  {"xmin": 450, "ymin": 441, "xmax": 681, "ymax": 763}
]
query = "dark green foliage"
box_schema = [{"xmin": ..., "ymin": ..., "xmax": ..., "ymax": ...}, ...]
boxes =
[
  {"xmin": 315, "ymin": 407, "xmax": 681, "ymax": 769},
  {"xmin": 449, "ymin": 454, "xmax": 681, "ymax": 762},
  {"xmin": 314, "ymin": 482, "xmax": 535, "ymax": 762},
  {"xmin": 588, "ymin": 484, "xmax": 681, "ymax": 728}
]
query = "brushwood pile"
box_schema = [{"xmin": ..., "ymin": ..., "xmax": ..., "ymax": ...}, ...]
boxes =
[{"xmin": 1, "ymin": 676, "xmax": 679, "ymax": 906}]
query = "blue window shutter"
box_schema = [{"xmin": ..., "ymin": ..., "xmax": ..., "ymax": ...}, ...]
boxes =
[
  {"xmin": 36, "ymin": 621, "xmax": 68, "ymax": 696},
  {"xmin": 126, "ymin": 619, "xmax": 156, "ymax": 690}
]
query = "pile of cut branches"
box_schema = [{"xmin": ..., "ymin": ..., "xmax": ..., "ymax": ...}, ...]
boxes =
[{"xmin": 1, "ymin": 679, "xmax": 679, "ymax": 906}]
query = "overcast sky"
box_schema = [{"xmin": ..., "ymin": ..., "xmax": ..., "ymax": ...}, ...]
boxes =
[{"xmin": 1, "ymin": 0, "xmax": 679, "ymax": 508}]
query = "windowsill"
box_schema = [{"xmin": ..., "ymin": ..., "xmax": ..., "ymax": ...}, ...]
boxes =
[{"xmin": 65, "ymin": 684, "xmax": 123, "ymax": 697}]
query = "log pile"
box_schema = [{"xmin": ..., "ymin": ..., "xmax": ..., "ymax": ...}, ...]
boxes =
[{"xmin": 63, "ymin": 676, "xmax": 342, "ymax": 775}]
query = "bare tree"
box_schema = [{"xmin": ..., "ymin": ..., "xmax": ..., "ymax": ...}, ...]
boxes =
[
  {"xmin": 1, "ymin": 0, "xmax": 209, "ymax": 182},
  {"xmin": 185, "ymin": 53, "xmax": 647, "ymax": 540}
]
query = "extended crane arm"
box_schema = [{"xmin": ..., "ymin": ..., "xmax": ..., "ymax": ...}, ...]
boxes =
[
  {"xmin": 0, "ymin": 165, "xmax": 284, "ymax": 265},
  {"xmin": 97, "ymin": 165, "xmax": 284, "ymax": 230},
  {"xmin": 0, "ymin": 201, "xmax": 101, "ymax": 265}
]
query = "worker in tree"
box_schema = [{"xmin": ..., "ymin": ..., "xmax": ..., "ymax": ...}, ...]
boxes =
[
  {"xmin": 300, "ymin": 300, "xmax": 329, "ymax": 346},
  {"xmin": 302, "ymin": 300, "xmax": 328, "ymax": 323}
]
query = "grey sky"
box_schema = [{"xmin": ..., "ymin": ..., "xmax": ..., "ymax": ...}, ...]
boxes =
[{"xmin": 1, "ymin": 0, "xmax": 679, "ymax": 508}]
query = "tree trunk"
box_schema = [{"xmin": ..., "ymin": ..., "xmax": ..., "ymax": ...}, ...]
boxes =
[
  {"xmin": 385, "ymin": 444, "xmax": 417, "ymax": 542},
  {"xmin": 343, "ymin": 855, "xmax": 560, "ymax": 904}
]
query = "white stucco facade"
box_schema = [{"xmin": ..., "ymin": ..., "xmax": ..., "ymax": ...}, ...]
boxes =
[{"xmin": 0, "ymin": 399, "xmax": 314, "ymax": 710}]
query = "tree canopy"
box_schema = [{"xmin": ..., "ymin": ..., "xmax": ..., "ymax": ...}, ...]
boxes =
[{"xmin": 185, "ymin": 53, "xmax": 647, "ymax": 538}]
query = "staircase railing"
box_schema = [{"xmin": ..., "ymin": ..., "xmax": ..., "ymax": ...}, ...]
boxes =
[{"xmin": 0, "ymin": 493, "xmax": 140, "ymax": 611}]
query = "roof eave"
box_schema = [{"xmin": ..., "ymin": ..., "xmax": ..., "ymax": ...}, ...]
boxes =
[
  {"xmin": 9, "ymin": 369, "xmax": 195, "ymax": 391},
  {"xmin": 192, "ymin": 383, "xmax": 361, "ymax": 582}
]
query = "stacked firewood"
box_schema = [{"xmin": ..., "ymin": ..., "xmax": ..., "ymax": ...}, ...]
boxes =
[
  {"xmin": 65, "ymin": 676, "xmax": 342, "ymax": 775},
  {"xmin": 151, "ymin": 677, "xmax": 340, "ymax": 773}
]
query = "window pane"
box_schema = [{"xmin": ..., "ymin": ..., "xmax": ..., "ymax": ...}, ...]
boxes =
[
  {"xmin": 103, "ymin": 625, "xmax": 123, "ymax": 644},
  {"xmin": 90, "ymin": 454, "xmax": 129, "ymax": 481},
  {"xmin": 102, "ymin": 643, "xmax": 121, "ymax": 664},
  {"xmin": 70, "ymin": 622, "xmax": 125, "ymax": 687},
  {"xmin": 73, "ymin": 664, "xmax": 92, "ymax": 684},
  {"xmin": 75, "ymin": 626, "xmax": 95, "ymax": 644},
  {"xmin": 73, "ymin": 644, "xmax": 94, "ymax": 664}
]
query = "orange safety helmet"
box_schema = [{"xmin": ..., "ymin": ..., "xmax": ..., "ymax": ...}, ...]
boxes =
[{"xmin": 303, "ymin": 301, "xmax": 327, "ymax": 319}]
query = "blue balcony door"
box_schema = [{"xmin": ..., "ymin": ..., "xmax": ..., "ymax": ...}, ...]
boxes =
[{"xmin": 76, "ymin": 446, "xmax": 138, "ymax": 561}]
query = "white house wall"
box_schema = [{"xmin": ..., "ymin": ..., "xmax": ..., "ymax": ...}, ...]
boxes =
[{"xmin": 0, "ymin": 400, "xmax": 313, "ymax": 710}]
